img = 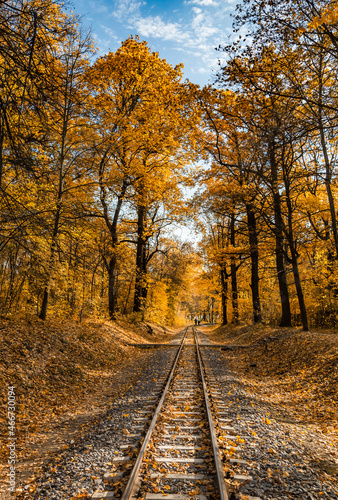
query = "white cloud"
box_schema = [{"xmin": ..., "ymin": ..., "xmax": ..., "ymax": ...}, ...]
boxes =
[
  {"xmin": 134, "ymin": 16, "xmax": 189, "ymax": 43},
  {"xmin": 112, "ymin": 0, "xmax": 143, "ymax": 20},
  {"xmin": 197, "ymin": 67, "xmax": 209, "ymax": 73},
  {"xmin": 95, "ymin": 0, "xmax": 232, "ymax": 85},
  {"xmin": 186, "ymin": 0, "xmax": 219, "ymax": 6},
  {"xmin": 191, "ymin": 10, "xmax": 219, "ymax": 40}
]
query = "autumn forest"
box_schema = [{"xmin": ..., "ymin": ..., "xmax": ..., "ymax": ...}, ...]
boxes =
[{"xmin": 2, "ymin": 0, "xmax": 338, "ymax": 331}]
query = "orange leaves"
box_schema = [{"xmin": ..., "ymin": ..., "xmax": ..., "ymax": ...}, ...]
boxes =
[{"xmin": 88, "ymin": 37, "xmax": 185, "ymax": 134}]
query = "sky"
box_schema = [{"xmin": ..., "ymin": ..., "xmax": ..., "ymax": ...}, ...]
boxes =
[{"xmin": 69, "ymin": 0, "xmax": 238, "ymax": 87}]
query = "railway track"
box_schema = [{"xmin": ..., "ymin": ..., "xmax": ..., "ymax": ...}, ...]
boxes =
[
  {"xmin": 15, "ymin": 326, "xmax": 338, "ymax": 500},
  {"xmin": 92, "ymin": 327, "xmax": 253, "ymax": 500}
]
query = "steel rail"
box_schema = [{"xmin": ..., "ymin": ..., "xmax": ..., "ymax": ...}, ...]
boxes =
[
  {"xmin": 121, "ymin": 326, "xmax": 189, "ymax": 500},
  {"xmin": 194, "ymin": 327, "xmax": 229, "ymax": 500}
]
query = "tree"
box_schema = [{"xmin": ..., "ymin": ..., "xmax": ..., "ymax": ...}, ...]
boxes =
[
  {"xmin": 87, "ymin": 37, "xmax": 191, "ymax": 319},
  {"xmin": 0, "ymin": 1, "xmax": 96, "ymax": 319},
  {"xmin": 216, "ymin": 33, "xmax": 314, "ymax": 329},
  {"xmin": 38, "ymin": 27, "xmax": 94, "ymax": 319},
  {"xmin": 195, "ymin": 86, "xmax": 263, "ymax": 323},
  {"xmin": 221, "ymin": 0, "xmax": 338, "ymax": 262}
]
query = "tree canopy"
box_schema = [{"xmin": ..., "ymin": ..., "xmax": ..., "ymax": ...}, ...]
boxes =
[{"xmin": 2, "ymin": 0, "xmax": 338, "ymax": 329}]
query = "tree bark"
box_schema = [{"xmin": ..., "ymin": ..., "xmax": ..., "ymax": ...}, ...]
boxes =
[
  {"xmin": 39, "ymin": 67, "xmax": 70, "ymax": 319},
  {"xmin": 0, "ymin": 113, "xmax": 4, "ymax": 189},
  {"xmin": 317, "ymin": 48, "xmax": 338, "ymax": 259},
  {"xmin": 108, "ymin": 255, "xmax": 118, "ymax": 319},
  {"xmin": 284, "ymin": 169, "xmax": 309, "ymax": 331},
  {"xmin": 246, "ymin": 203, "xmax": 262, "ymax": 322},
  {"xmin": 39, "ymin": 205, "xmax": 61, "ymax": 320},
  {"xmin": 99, "ymin": 166, "xmax": 128, "ymax": 320},
  {"xmin": 269, "ymin": 138, "xmax": 292, "ymax": 327},
  {"xmin": 220, "ymin": 266, "xmax": 228, "ymax": 325},
  {"xmin": 230, "ymin": 213, "xmax": 239, "ymax": 323},
  {"xmin": 289, "ymin": 244, "xmax": 309, "ymax": 330},
  {"xmin": 133, "ymin": 204, "xmax": 147, "ymax": 312}
]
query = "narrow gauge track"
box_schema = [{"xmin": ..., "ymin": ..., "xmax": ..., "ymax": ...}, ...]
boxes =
[{"xmin": 94, "ymin": 327, "xmax": 231, "ymax": 500}]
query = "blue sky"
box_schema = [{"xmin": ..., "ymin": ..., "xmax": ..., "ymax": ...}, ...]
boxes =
[{"xmin": 69, "ymin": 0, "xmax": 238, "ymax": 86}]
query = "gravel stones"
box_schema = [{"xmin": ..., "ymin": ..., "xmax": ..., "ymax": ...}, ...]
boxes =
[
  {"xmin": 201, "ymin": 339, "xmax": 338, "ymax": 500},
  {"xmin": 17, "ymin": 346, "xmax": 178, "ymax": 500}
]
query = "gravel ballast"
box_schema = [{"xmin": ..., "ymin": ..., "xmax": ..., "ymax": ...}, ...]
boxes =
[
  {"xmin": 16, "ymin": 345, "xmax": 179, "ymax": 499},
  {"xmin": 202, "ymin": 343, "xmax": 338, "ymax": 500}
]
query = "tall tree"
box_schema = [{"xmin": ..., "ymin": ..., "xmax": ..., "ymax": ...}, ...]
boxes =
[
  {"xmin": 196, "ymin": 87, "xmax": 263, "ymax": 323},
  {"xmin": 87, "ymin": 37, "xmax": 191, "ymax": 319},
  {"xmin": 39, "ymin": 27, "xmax": 94, "ymax": 319}
]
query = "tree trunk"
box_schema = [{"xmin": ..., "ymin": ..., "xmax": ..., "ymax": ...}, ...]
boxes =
[
  {"xmin": 133, "ymin": 205, "xmax": 147, "ymax": 313},
  {"xmin": 99, "ymin": 171, "xmax": 128, "ymax": 320},
  {"xmin": 318, "ymin": 114, "xmax": 338, "ymax": 259},
  {"xmin": 230, "ymin": 261, "xmax": 238, "ymax": 323},
  {"xmin": 0, "ymin": 114, "xmax": 4, "ymax": 189},
  {"xmin": 246, "ymin": 203, "xmax": 262, "ymax": 322},
  {"xmin": 230, "ymin": 213, "xmax": 239, "ymax": 323},
  {"xmin": 289, "ymin": 245, "xmax": 309, "ymax": 330},
  {"xmin": 39, "ymin": 286, "xmax": 49, "ymax": 321},
  {"xmin": 284, "ymin": 174, "xmax": 309, "ymax": 331},
  {"xmin": 317, "ymin": 49, "xmax": 338, "ymax": 259},
  {"xmin": 123, "ymin": 278, "xmax": 133, "ymax": 315},
  {"xmin": 108, "ymin": 255, "xmax": 118, "ymax": 319},
  {"xmin": 269, "ymin": 138, "xmax": 292, "ymax": 327},
  {"xmin": 39, "ymin": 79, "xmax": 69, "ymax": 320},
  {"xmin": 220, "ymin": 266, "xmax": 228, "ymax": 326},
  {"xmin": 39, "ymin": 208, "xmax": 60, "ymax": 320},
  {"xmin": 275, "ymin": 202, "xmax": 292, "ymax": 327}
]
